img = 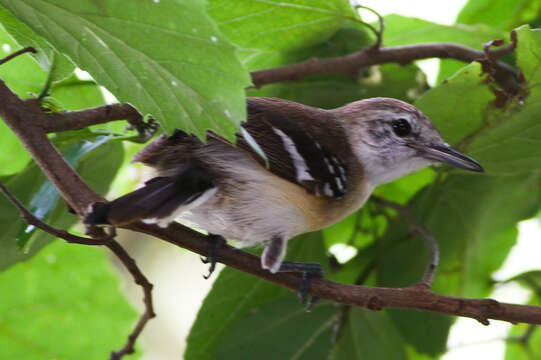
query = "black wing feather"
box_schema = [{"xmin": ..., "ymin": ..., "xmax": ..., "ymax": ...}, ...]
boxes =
[{"xmin": 236, "ymin": 98, "xmax": 349, "ymax": 198}]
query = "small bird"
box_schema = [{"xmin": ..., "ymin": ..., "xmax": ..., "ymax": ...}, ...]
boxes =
[{"xmin": 85, "ymin": 97, "xmax": 482, "ymax": 287}]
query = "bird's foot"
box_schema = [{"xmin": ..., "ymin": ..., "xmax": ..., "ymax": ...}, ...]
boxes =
[
  {"xmin": 277, "ymin": 261, "xmax": 324, "ymax": 311},
  {"xmin": 201, "ymin": 234, "xmax": 226, "ymax": 279}
]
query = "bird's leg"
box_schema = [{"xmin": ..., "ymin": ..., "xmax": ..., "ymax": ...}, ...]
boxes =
[
  {"xmin": 277, "ymin": 261, "xmax": 324, "ymax": 311},
  {"xmin": 262, "ymin": 235, "xmax": 324, "ymax": 310},
  {"xmin": 201, "ymin": 233, "xmax": 226, "ymax": 279}
]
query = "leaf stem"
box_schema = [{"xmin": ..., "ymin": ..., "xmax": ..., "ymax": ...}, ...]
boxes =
[{"xmin": 0, "ymin": 46, "xmax": 36, "ymax": 66}]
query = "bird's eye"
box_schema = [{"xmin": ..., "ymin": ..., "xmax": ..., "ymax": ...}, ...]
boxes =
[{"xmin": 391, "ymin": 118, "xmax": 411, "ymax": 137}]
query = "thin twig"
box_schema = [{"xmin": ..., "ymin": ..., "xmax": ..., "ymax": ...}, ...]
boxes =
[
  {"xmin": 0, "ymin": 182, "xmax": 155, "ymax": 360},
  {"xmin": 0, "ymin": 46, "xmax": 36, "ymax": 65},
  {"xmin": 0, "ymin": 182, "xmax": 103, "ymax": 245},
  {"xmin": 371, "ymin": 196, "xmax": 439, "ymax": 288},
  {"xmin": 352, "ymin": 3, "xmax": 385, "ymax": 49},
  {"xmin": 106, "ymin": 237, "xmax": 155, "ymax": 360},
  {"xmin": 40, "ymin": 103, "xmax": 159, "ymax": 141}
]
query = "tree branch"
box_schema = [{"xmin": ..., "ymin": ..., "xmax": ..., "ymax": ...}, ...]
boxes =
[
  {"xmin": 128, "ymin": 221, "xmax": 541, "ymax": 326},
  {"xmin": 42, "ymin": 103, "xmax": 158, "ymax": 141},
  {"xmin": 106, "ymin": 236, "xmax": 156, "ymax": 360},
  {"xmin": 250, "ymin": 42, "xmax": 519, "ymax": 94},
  {"xmin": 0, "ymin": 80, "xmax": 102, "ymax": 214},
  {"xmin": 42, "ymin": 103, "xmax": 142, "ymax": 132}
]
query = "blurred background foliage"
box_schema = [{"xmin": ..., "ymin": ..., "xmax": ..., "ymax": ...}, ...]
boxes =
[{"xmin": 0, "ymin": 0, "xmax": 540, "ymax": 359}]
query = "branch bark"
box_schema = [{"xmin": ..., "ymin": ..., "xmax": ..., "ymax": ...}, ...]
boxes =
[
  {"xmin": 41, "ymin": 103, "xmax": 158, "ymax": 141},
  {"xmin": 41, "ymin": 103, "xmax": 143, "ymax": 133},
  {"xmin": 0, "ymin": 80, "xmax": 102, "ymax": 214},
  {"xmin": 250, "ymin": 42, "xmax": 519, "ymax": 93},
  {"xmin": 127, "ymin": 221, "xmax": 541, "ymax": 326}
]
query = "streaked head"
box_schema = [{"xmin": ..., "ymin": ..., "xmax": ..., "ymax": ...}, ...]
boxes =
[{"xmin": 336, "ymin": 97, "xmax": 483, "ymax": 186}]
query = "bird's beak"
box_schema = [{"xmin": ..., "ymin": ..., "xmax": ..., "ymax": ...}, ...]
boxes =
[{"xmin": 408, "ymin": 143, "xmax": 484, "ymax": 172}]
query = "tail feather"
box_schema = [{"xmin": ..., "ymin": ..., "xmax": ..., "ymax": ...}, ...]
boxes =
[
  {"xmin": 84, "ymin": 166, "xmax": 215, "ymax": 226},
  {"xmin": 84, "ymin": 202, "xmax": 112, "ymax": 225}
]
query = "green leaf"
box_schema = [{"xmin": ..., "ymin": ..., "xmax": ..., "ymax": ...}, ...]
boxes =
[
  {"xmin": 0, "ymin": 123, "xmax": 31, "ymax": 176},
  {"xmin": 382, "ymin": 14, "xmax": 506, "ymax": 48},
  {"xmin": 507, "ymin": 270, "xmax": 541, "ymax": 291},
  {"xmin": 467, "ymin": 100, "xmax": 541, "ymax": 175},
  {"xmin": 330, "ymin": 308, "xmax": 408, "ymax": 360},
  {"xmin": 505, "ymin": 324, "xmax": 541, "ymax": 360},
  {"xmin": 416, "ymin": 62, "xmax": 495, "ymax": 146},
  {"xmin": 185, "ymin": 232, "xmax": 328, "ymax": 360},
  {"xmin": 328, "ymin": 248, "xmax": 375, "ymax": 284},
  {"xmin": 0, "ymin": 240, "xmax": 138, "ymax": 359},
  {"xmin": 50, "ymin": 75, "xmax": 105, "ymax": 111},
  {"xmin": 0, "ymin": 0, "xmax": 251, "ymax": 141},
  {"xmin": 208, "ymin": 0, "xmax": 359, "ymax": 53},
  {"xmin": 514, "ymin": 25, "xmax": 541, "ymax": 91},
  {"xmin": 504, "ymin": 296, "xmax": 541, "ymax": 360},
  {"xmin": 383, "ymin": 309, "xmax": 452, "ymax": 357},
  {"xmin": 0, "ymin": 137, "xmax": 124, "ymax": 271},
  {"xmin": 457, "ymin": 0, "xmax": 540, "ymax": 31},
  {"xmin": 323, "ymin": 210, "xmax": 370, "ymax": 248},
  {"xmin": 241, "ymin": 23, "xmax": 372, "ymax": 70},
  {"xmin": 375, "ymin": 168, "xmax": 436, "ymax": 204},
  {"xmin": 217, "ymin": 297, "xmax": 339, "ymax": 360},
  {"xmin": 0, "ymin": 4, "xmax": 74, "ymax": 82}
]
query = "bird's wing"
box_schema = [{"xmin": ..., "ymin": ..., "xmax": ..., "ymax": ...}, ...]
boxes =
[{"xmin": 210, "ymin": 97, "xmax": 350, "ymax": 198}]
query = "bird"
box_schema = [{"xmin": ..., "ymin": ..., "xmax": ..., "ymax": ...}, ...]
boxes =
[{"xmin": 85, "ymin": 96, "xmax": 482, "ymax": 294}]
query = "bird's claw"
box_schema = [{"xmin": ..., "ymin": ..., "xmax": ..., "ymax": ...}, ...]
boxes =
[
  {"xmin": 201, "ymin": 234, "xmax": 225, "ymax": 279},
  {"xmin": 299, "ymin": 271, "xmax": 323, "ymax": 311},
  {"xmin": 278, "ymin": 262, "xmax": 324, "ymax": 311}
]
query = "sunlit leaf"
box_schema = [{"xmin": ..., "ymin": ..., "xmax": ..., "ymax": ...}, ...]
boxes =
[
  {"xmin": 0, "ymin": 4, "xmax": 74, "ymax": 82},
  {"xmin": 209, "ymin": 0, "xmax": 359, "ymax": 53},
  {"xmin": 457, "ymin": 0, "xmax": 540, "ymax": 31}
]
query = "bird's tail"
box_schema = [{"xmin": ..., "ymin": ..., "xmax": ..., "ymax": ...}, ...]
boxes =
[{"xmin": 84, "ymin": 166, "xmax": 215, "ymax": 227}]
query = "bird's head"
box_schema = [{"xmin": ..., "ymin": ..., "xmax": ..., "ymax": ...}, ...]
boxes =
[{"xmin": 337, "ymin": 97, "xmax": 483, "ymax": 186}]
